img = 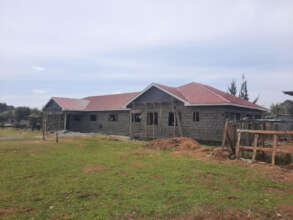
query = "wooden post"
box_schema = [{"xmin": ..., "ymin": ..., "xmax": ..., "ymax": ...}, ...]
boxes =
[
  {"xmin": 44, "ymin": 119, "xmax": 47, "ymax": 138},
  {"xmin": 262, "ymin": 122, "xmax": 265, "ymax": 147},
  {"xmin": 252, "ymin": 134, "xmax": 259, "ymax": 162},
  {"xmin": 221, "ymin": 120, "xmax": 229, "ymax": 148},
  {"xmin": 63, "ymin": 112, "xmax": 67, "ymax": 130},
  {"xmin": 144, "ymin": 104, "xmax": 148, "ymax": 139},
  {"xmin": 175, "ymin": 110, "xmax": 183, "ymax": 137},
  {"xmin": 129, "ymin": 110, "xmax": 132, "ymax": 139},
  {"xmin": 159, "ymin": 103, "xmax": 162, "ymax": 138},
  {"xmin": 152, "ymin": 103, "xmax": 155, "ymax": 139},
  {"xmin": 272, "ymin": 134, "xmax": 278, "ymax": 165},
  {"xmin": 56, "ymin": 131, "xmax": 59, "ymax": 143},
  {"xmin": 235, "ymin": 131, "xmax": 241, "ymax": 159},
  {"xmin": 172, "ymin": 102, "xmax": 176, "ymax": 137},
  {"xmin": 42, "ymin": 118, "xmax": 46, "ymax": 141}
]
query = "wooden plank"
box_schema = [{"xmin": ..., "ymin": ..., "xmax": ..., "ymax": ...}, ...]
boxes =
[
  {"xmin": 44, "ymin": 118, "xmax": 47, "ymax": 138},
  {"xmin": 252, "ymin": 134, "xmax": 259, "ymax": 162},
  {"xmin": 172, "ymin": 102, "xmax": 176, "ymax": 137},
  {"xmin": 272, "ymin": 134, "xmax": 278, "ymax": 165},
  {"xmin": 175, "ymin": 110, "xmax": 183, "ymax": 137},
  {"xmin": 221, "ymin": 120, "xmax": 229, "ymax": 148},
  {"xmin": 129, "ymin": 110, "xmax": 132, "ymax": 139},
  {"xmin": 152, "ymin": 104, "xmax": 155, "ymax": 139},
  {"xmin": 159, "ymin": 103, "xmax": 162, "ymax": 138},
  {"xmin": 236, "ymin": 132, "xmax": 241, "ymax": 159},
  {"xmin": 63, "ymin": 112, "xmax": 67, "ymax": 130},
  {"xmin": 240, "ymin": 145, "xmax": 284, "ymax": 152},
  {"xmin": 237, "ymin": 129, "xmax": 293, "ymax": 135},
  {"xmin": 42, "ymin": 118, "xmax": 46, "ymax": 141},
  {"xmin": 56, "ymin": 131, "xmax": 59, "ymax": 143},
  {"xmin": 144, "ymin": 104, "xmax": 147, "ymax": 139}
]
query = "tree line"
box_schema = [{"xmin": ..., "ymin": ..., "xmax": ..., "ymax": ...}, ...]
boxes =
[
  {"xmin": 0, "ymin": 103, "xmax": 42, "ymax": 125},
  {"xmin": 227, "ymin": 74, "xmax": 292, "ymax": 115},
  {"xmin": 227, "ymin": 74, "xmax": 258, "ymax": 104}
]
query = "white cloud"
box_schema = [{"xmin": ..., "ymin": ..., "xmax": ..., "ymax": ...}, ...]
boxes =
[
  {"xmin": 32, "ymin": 89, "xmax": 47, "ymax": 94},
  {"xmin": 0, "ymin": 0, "xmax": 292, "ymax": 108},
  {"xmin": 32, "ymin": 66, "xmax": 45, "ymax": 71}
]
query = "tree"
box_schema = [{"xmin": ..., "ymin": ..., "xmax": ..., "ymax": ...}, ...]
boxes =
[
  {"xmin": 0, "ymin": 103, "xmax": 14, "ymax": 113},
  {"xmin": 270, "ymin": 103, "xmax": 283, "ymax": 115},
  {"xmin": 271, "ymin": 100, "xmax": 293, "ymax": 115},
  {"xmin": 227, "ymin": 80, "xmax": 237, "ymax": 96},
  {"xmin": 238, "ymin": 74, "xmax": 249, "ymax": 101},
  {"xmin": 15, "ymin": 107, "xmax": 31, "ymax": 121}
]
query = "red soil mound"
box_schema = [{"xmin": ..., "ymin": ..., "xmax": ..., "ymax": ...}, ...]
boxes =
[{"xmin": 145, "ymin": 137, "xmax": 201, "ymax": 151}]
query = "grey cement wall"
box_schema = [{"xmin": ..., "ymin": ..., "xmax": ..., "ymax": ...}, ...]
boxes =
[
  {"xmin": 129, "ymin": 103, "xmax": 262, "ymax": 142},
  {"xmin": 128, "ymin": 86, "xmax": 263, "ymax": 142},
  {"xmin": 66, "ymin": 111, "xmax": 130, "ymax": 135},
  {"xmin": 43, "ymin": 99, "xmax": 64, "ymax": 131}
]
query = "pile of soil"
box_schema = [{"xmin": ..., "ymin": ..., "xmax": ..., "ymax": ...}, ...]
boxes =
[
  {"xmin": 145, "ymin": 137, "xmax": 201, "ymax": 151},
  {"xmin": 211, "ymin": 148, "xmax": 230, "ymax": 160}
]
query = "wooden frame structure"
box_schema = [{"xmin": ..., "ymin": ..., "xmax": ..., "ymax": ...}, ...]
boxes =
[{"xmin": 235, "ymin": 129, "xmax": 293, "ymax": 165}]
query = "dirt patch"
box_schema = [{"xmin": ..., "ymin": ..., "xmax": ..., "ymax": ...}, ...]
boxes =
[
  {"xmin": 264, "ymin": 186, "xmax": 293, "ymax": 194},
  {"xmin": 130, "ymin": 162, "xmax": 143, "ymax": 167},
  {"xmin": 145, "ymin": 137, "xmax": 232, "ymax": 161},
  {"xmin": 145, "ymin": 137, "xmax": 201, "ymax": 151},
  {"xmin": 77, "ymin": 193, "xmax": 99, "ymax": 199},
  {"xmin": 173, "ymin": 207, "xmax": 260, "ymax": 220},
  {"xmin": 118, "ymin": 170, "xmax": 129, "ymax": 175},
  {"xmin": 99, "ymin": 137, "xmax": 120, "ymax": 141},
  {"xmin": 0, "ymin": 207, "xmax": 33, "ymax": 216},
  {"xmin": 135, "ymin": 147, "xmax": 160, "ymax": 154},
  {"xmin": 0, "ymin": 207, "xmax": 17, "ymax": 216},
  {"xmin": 211, "ymin": 148, "xmax": 230, "ymax": 160},
  {"xmin": 83, "ymin": 165, "xmax": 110, "ymax": 174},
  {"xmin": 278, "ymin": 204, "xmax": 293, "ymax": 213}
]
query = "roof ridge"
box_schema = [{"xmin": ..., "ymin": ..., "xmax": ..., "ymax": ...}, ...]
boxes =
[{"xmin": 83, "ymin": 91, "xmax": 139, "ymax": 99}]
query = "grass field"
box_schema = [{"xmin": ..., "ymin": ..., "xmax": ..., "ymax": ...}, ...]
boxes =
[
  {"xmin": 0, "ymin": 132, "xmax": 292, "ymax": 219},
  {"xmin": 0, "ymin": 127, "xmax": 41, "ymax": 138}
]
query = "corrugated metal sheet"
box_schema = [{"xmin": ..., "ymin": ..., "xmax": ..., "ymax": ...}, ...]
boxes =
[{"xmin": 49, "ymin": 82, "xmax": 266, "ymax": 111}]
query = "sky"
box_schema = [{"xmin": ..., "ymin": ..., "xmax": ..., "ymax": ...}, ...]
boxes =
[{"xmin": 0, "ymin": 0, "xmax": 292, "ymax": 109}]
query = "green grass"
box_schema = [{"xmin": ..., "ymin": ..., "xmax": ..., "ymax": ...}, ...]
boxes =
[
  {"xmin": 0, "ymin": 136, "xmax": 292, "ymax": 219},
  {"xmin": 0, "ymin": 127, "xmax": 41, "ymax": 138}
]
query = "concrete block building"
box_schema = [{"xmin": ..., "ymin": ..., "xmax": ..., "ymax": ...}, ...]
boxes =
[{"xmin": 43, "ymin": 82, "xmax": 266, "ymax": 142}]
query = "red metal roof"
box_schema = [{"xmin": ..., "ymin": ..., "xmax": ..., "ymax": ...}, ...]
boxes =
[
  {"xmin": 49, "ymin": 82, "xmax": 266, "ymax": 111},
  {"xmin": 84, "ymin": 92, "xmax": 139, "ymax": 111},
  {"xmin": 176, "ymin": 82, "xmax": 266, "ymax": 110},
  {"xmin": 52, "ymin": 97, "xmax": 89, "ymax": 111},
  {"xmin": 51, "ymin": 92, "xmax": 139, "ymax": 111}
]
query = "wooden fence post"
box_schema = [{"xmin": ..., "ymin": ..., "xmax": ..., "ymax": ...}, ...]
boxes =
[
  {"xmin": 235, "ymin": 131, "xmax": 241, "ymax": 159},
  {"xmin": 222, "ymin": 120, "xmax": 229, "ymax": 149},
  {"xmin": 252, "ymin": 134, "xmax": 259, "ymax": 162},
  {"xmin": 56, "ymin": 131, "xmax": 59, "ymax": 143},
  {"xmin": 42, "ymin": 119, "xmax": 46, "ymax": 141},
  {"xmin": 272, "ymin": 134, "xmax": 278, "ymax": 165}
]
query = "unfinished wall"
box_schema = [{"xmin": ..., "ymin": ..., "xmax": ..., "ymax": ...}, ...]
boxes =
[
  {"xmin": 66, "ymin": 111, "xmax": 130, "ymax": 135},
  {"xmin": 127, "ymin": 87, "xmax": 263, "ymax": 142},
  {"xmin": 43, "ymin": 99, "xmax": 64, "ymax": 131},
  {"xmin": 129, "ymin": 103, "xmax": 262, "ymax": 142}
]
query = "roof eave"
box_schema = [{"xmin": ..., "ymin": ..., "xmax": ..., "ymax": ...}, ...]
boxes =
[
  {"xmin": 63, "ymin": 108, "xmax": 130, "ymax": 112},
  {"xmin": 185, "ymin": 103, "xmax": 268, "ymax": 111}
]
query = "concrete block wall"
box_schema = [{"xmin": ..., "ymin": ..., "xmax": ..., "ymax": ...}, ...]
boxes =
[{"xmin": 67, "ymin": 111, "xmax": 130, "ymax": 135}]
